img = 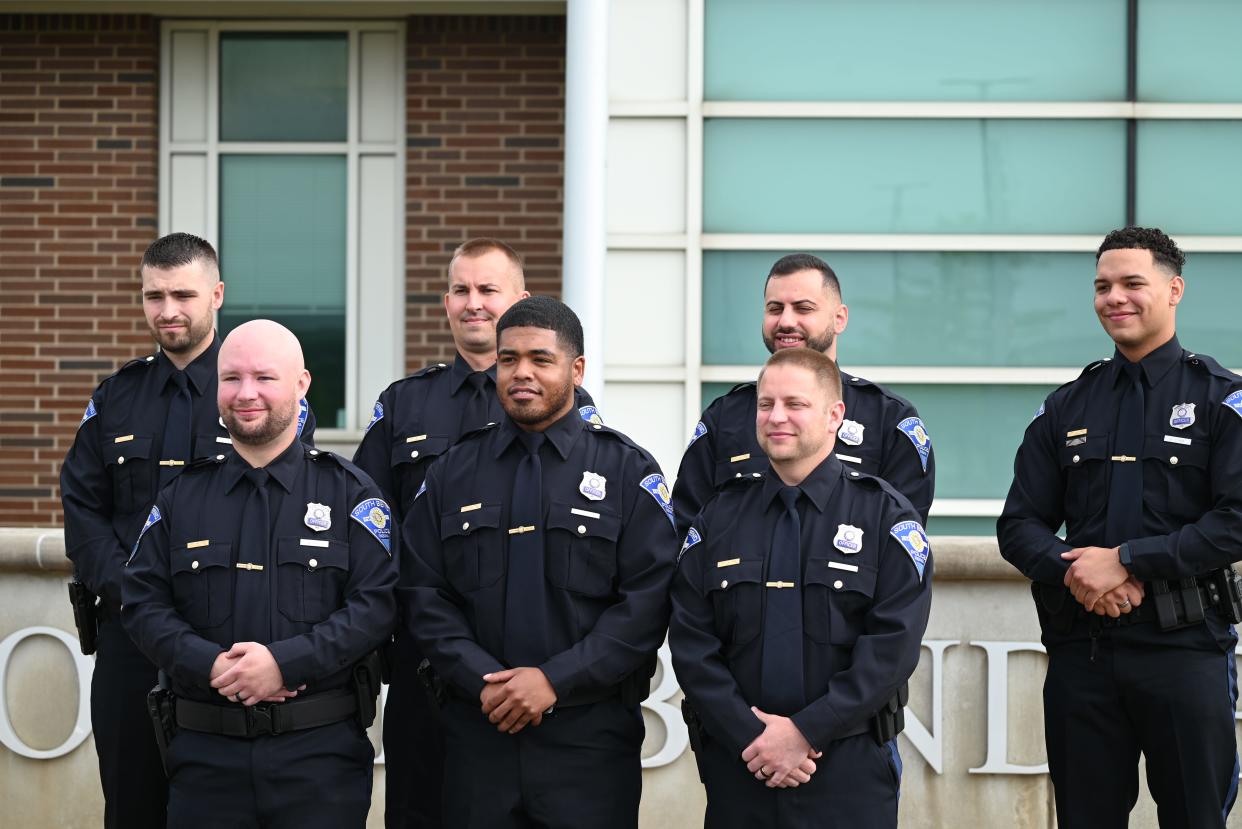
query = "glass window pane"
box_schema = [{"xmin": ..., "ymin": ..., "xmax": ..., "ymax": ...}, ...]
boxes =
[
  {"xmin": 703, "ymin": 119, "xmax": 1126, "ymax": 234},
  {"xmin": 220, "ymin": 33, "xmax": 348, "ymax": 142},
  {"xmin": 705, "ymin": 0, "xmax": 1127, "ymax": 102},
  {"xmin": 1136, "ymin": 121, "xmax": 1242, "ymax": 235},
  {"xmin": 219, "ymin": 155, "xmax": 347, "ymax": 428},
  {"xmin": 926, "ymin": 517, "xmax": 998, "ymax": 537},
  {"xmin": 1138, "ymin": 0, "xmax": 1242, "ymax": 102}
]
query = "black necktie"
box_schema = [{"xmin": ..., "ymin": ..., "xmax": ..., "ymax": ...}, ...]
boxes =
[
  {"xmin": 503, "ymin": 431, "xmax": 549, "ymax": 667},
  {"xmin": 160, "ymin": 371, "xmax": 192, "ymax": 486},
  {"xmin": 760, "ymin": 486, "xmax": 806, "ymax": 714},
  {"xmin": 235, "ymin": 467, "xmax": 271, "ymax": 644},
  {"xmin": 462, "ymin": 371, "xmax": 492, "ymax": 431},
  {"xmin": 1105, "ymin": 362, "xmax": 1145, "ymax": 547}
]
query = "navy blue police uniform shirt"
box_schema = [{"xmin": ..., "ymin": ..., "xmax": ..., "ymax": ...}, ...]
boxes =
[
  {"xmin": 60, "ymin": 336, "xmax": 316, "ymax": 608},
  {"xmin": 353, "ymin": 353, "xmax": 602, "ymax": 524},
  {"xmin": 122, "ymin": 440, "xmax": 396, "ymax": 703},
  {"xmin": 673, "ymin": 373, "xmax": 934, "ymax": 539},
  {"xmin": 998, "ymin": 336, "xmax": 1242, "ymax": 591},
  {"xmin": 669, "ymin": 456, "xmax": 932, "ymax": 756},
  {"xmin": 401, "ymin": 407, "xmax": 677, "ymax": 702}
]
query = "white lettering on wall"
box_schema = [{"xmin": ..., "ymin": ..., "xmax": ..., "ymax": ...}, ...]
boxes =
[
  {"xmin": 903, "ymin": 640, "xmax": 959, "ymax": 774},
  {"xmin": 968, "ymin": 640, "xmax": 1049, "ymax": 775},
  {"xmin": 641, "ymin": 641, "xmax": 689, "ymax": 768},
  {"xmin": 0, "ymin": 626, "xmax": 94, "ymax": 760}
]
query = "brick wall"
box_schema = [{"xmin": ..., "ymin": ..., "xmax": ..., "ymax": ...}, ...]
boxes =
[
  {"xmin": 0, "ymin": 14, "xmax": 159, "ymax": 527},
  {"xmin": 403, "ymin": 16, "xmax": 566, "ymax": 367}
]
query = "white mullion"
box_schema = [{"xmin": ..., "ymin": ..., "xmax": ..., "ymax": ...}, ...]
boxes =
[
  {"xmin": 157, "ymin": 24, "xmax": 172, "ymax": 235},
  {"xmin": 391, "ymin": 19, "xmax": 408, "ymax": 392},
  {"xmin": 701, "ymin": 101, "xmax": 1136, "ymax": 119},
  {"xmin": 344, "ymin": 27, "xmax": 361, "ymax": 432},
  {"xmin": 703, "ymin": 365, "xmax": 1074, "ymax": 386},
  {"xmin": 683, "ymin": 0, "xmax": 706, "ymax": 443},
  {"xmin": 607, "ymin": 234, "xmax": 688, "ymax": 250},
  {"xmin": 701, "ymin": 234, "xmax": 1242, "ymax": 253},
  {"xmin": 205, "ymin": 24, "xmax": 220, "ymax": 251}
]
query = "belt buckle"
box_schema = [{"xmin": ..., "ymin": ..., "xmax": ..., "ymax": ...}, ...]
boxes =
[{"xmin": 245, "ymin": 703, "xmax": 279, "ymax": 737}]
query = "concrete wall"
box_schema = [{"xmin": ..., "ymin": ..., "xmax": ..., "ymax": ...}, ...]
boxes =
[{"xmin": 2, "ymin": 529, "xmax": 1238, "ymax": 827}]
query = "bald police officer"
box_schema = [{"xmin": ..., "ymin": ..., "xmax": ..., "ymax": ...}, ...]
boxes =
[
  {"xmin": 673, "ymin": 253, "xmax": 934, "ymax": 543},
  {"xmin": 402, "ymin": 297, "xmax": 676, "ymax": 828},
  {"xmin": 59, "ymin": 234, "xmax": 315, "ymax": 828},
  {"xmin": 123, "ymin": 320, "xmax": 393, "ymax": 828},
  {"xmin": 671, "ymin": 347, "xmax": 931, "ymax": 828},
  {"xmin": 353, "ymin": 239, "xmax": 599, "ymax": 828},
  {"xmin": 998, "ymin": 227, "xmax": 1242, "ymax": 828}
]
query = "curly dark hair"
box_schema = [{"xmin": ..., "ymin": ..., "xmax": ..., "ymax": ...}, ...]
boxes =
[
  {"xmin": 1096, "ymin": 227, "xmax": 1185, "ymax": 275},
  {"xmin": 496, "ymin": 295, "xmax": 584, "ymax": 358}
]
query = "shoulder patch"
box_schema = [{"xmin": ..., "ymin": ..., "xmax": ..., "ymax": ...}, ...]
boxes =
[
  {"xmin": 578, "ymin": 404, "xmax": 604, "ymax": 426},
  {"xmin": 295, "ymin": 398, "xmax": 309, "ymax": 437},
  {"xmin": 414, "ymin": 480, "xmax": 427, "ymax": 501},
  {"xmin": 1032, "ymin": 400, "xmax": 1046, "ymax": 421},
  {"xmin": 1224, "ymin": 390, "xmax": 1242, "ymax": 421},
  {"xmin": 365, "ymin": 401, "xmax": 384, "ymax": 433},
  {"xmin": 129, "ymin": 505, "xmax": 162, "ymax": 561},
  {"xmin": 889, "ymin": 520, "xmax": 930, "ymax": 581},
  {"xmin": 79, "ymin": 398, "xmax": 97, "ymax": 428},
  {"xmin": 678, "ymin": 527, "xmax": 701, "ymax": 563},
  {"xmin": 640, "ymin": 473, "xmax": 675, "ymax": 526},
  {"xmin": 350, "ymin": 498, "xmax": 393, "ymax": 555},
  {"xmin": 897, "ymin": 417, "xmax": 932, "ymax": 473},
  {"xmin": 687, "ymin": 420, "xmax": 708, "ymax": 448}
]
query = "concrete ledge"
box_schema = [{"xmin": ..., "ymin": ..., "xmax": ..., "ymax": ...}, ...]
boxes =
[{"xmin": 0, "ymin": 528, "xmax": 1023, "ymax": 580}]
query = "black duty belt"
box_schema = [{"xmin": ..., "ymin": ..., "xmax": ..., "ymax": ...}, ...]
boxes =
[
  {"xmin": 175, "ymin": 689, "xmax": 357, "ymax": 738},
  {"xmin": 1078, "ymin": 575, "xmax": 1220, "ymax": 629}
]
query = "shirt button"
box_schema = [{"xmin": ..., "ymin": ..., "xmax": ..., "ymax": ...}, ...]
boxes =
[
  {"xmin": 410, "ymin": 450, "xmax": 419, "ymax": 459},
  {"xmin": 849, "ymin": 471, "xmax": 859, "ymax": 477},
  {"xmin": 720, "ymin": 579, "xmax": 728, "ymax": 588},
  {"xmin": 191, "ymin": 560, "xmax": 199, "ymax": 570},
  {"xmin": 216, "ymin": 454, "xmax": 226, "ymax": 460},
  {"xmin": 462, "ymin": 521, "xmax": 470, "ymax": 531},
  {"xmin": 833, "ymin": 579, "xmax": 844, "ymax": 589},
  {"xmin": 1072, "ymin": 455, "xmax": 1080, "ymax": 464},
  {"xmin": 1170, "ymin": 456, "xmax": 1179, "ymax": 465},
  {"xmin": 308, "ymin": 558, "xmax": 318, "ymax": 569},
  {"xmin": 751, "ymin": 473, "xmax": 761, "ymax": 478},
  {"xmin": 577, "ymin": 525, "xmax": 587, "ymax": 534},
  {"xmin": 117, "ymin": 456, "xmax": 125, "ymax": 464},
  {"xmin": 592, "ymin": 424, "xmax": 603, "ymax": 430},
  {"xmin": 735, "ymin": 473, "xmax": 741, "ymax": 478}
]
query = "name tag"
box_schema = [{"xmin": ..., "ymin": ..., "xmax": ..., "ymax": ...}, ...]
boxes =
[
  {"xmin": 186, "ymin": 539, "xmax": 209, "ymax": 549},
  {"xmin": 570, "ymin": 507, "xmax": 600, "ymax": 519},
  {"xmin": 716, "ymin": 558, "xmax": 741, "ymax": 568},
  {"xmin": 216, "ymin": 436, "xmax": 232, "ymax": 444},
  {"xmin": 828, "ymin": 560, "xmax": 859, "ymax": 573},
  {"xmin": 114, "ymin": 434, "xmax": 134, "ymax": 444},
  {"xmin": 1163, "ymin": 435, "xmax": 1191, "ymax": 446},
  {"xmin": 460, "ymin": 503, "xmax": 482, "ymax": 513},
  {"xmin": 299, "ymin": 538, "xmax": 329, "ymax": 548},
  {"xmin": 406, "ymin": 434, "xmax": 427, "ymax": 443},
  {"xmin": 837, "ymin": 453, "xmax": 862, "ymax": 464},
  {"xmin": 1066, "ymin": 428, "xmax": 1087, "ymax": 438},
  {"xmin": 729, "ymin": 453, "xmax": 751, "ymax": 463}
]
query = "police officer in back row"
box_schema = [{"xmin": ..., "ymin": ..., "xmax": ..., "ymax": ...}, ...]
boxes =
[
  {"xmin": 59, "ymin": 233, "xmax": 315, "ymax": 829},
  {"xmin": 998, "ymin": 227, "xmax": 1242, "ymax": 828},
  {"xmin": 401, "ymin": 297, "xmax": 677, "ymax": 828},
  {"xmin": 671, "ymin": 347, "xmax": 932, "ymax": 828},
  {"xmin": 124, "ymin": 320, "xmax": 394, "ymax": 828},
  {"xmin": 352, "ymin": 239, "xmax": 600, "ymax": 829},
  {"xmin": 673, "ymin": 253, "xmax": 934, "ymax": 542}
]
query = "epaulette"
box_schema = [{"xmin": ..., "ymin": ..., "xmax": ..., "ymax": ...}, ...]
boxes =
[
  {"xmin": 455, "ymin": 421, "xmax": 499, "ymax": 445},
  {"xmin": 1084, "ymin": 357, "xmax": 1111, "ymax": 374},
  {"xmin": 1184, "ymin": 351, "xmax": 1242, "ymax": 383},
  {"xmin": 727, "ymin": 380, "xmax": 756, "ymax": 395},
  {"xmin": 120, "ymin": 354, "xmax": 157, "ymax": 371},
  {"xmin": 843, "ymin": 466, "xmax": 916, "ymax": 510},
  {"xmin": 411, "ymin": 362, "xmax": 449, "ymax": 379},
  {"xmin": 721, "ymin": 470, "xmax": 765, "ymax": 488},
  {"xmin": 186, "ymin": 452, "xmax": 229, "ymax": 472},
  {"xmin": 305, "ymin": 446, "xmax": 341, "ymax": 463}
]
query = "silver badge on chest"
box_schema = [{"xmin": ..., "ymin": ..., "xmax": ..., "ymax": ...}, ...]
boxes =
[
  {"xmin": 833, "ymin": 524, "xmax": 864, "ymax": 554},
  {"xmin": 1169, "ymin": 403, "xmax": 1195, "ymax": 430},
  {"xmin": 304, "ymin": 502, "xmax": 332, "ymax": 532},
  {"xmin": 838, "ymin": 419, "xmax": 865, "ymax": 446},
  {"xmin": 579, "ymin": 471, "xmax": 607, "ymax": 501}
]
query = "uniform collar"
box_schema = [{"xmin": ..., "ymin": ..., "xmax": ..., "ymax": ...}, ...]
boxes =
[
  {"xmin": 493, "ymin": 404, "xmax": 584, "ymax": 461},
  {"xmin": 223, "ymin": 434, "xmax": 304, "ymax": 494},
  {"xmin": 449, "ymin": 351, "xmax": 497, "ymax": 395},
  {"xmin": 761, "ymin": 454, "xmax": 843, "ymax": 513},
  {"xmin": 1111, "ymin": 333, "xmax": 1181, "ymax": 389},
  {"xmin": 153, "ymin": 332, "xmax": 219, "ymax": 397}
]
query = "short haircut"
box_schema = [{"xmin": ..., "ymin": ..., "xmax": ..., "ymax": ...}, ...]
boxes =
[
  {"xmin": 764, "ymin": 253, "xmax": 841, "ymax": 298},
  {"xmin": 496, "ymin": 296, "xmax": 584, "ymax": 358},
  {"xmin": 449, "ymin": 237, "xmax": 526, "ymax": 290},
  {"xmin": 1096, "ymin": 226, "xmax": 1185, "ymax": 276},
  {"xmin": 758, "ymin": 347, "xmax": 842, "ymax": 405},
  {"xmin": 141, "ymin": 232, "xmax": 219, "ymax": 278}
]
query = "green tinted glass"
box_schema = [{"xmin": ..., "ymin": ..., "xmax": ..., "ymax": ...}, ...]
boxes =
[
  {"xmin": 1138, "ymin": 0, "xmax": 1242, "ymax": 102},
  {"xmin": 926, "ymin": 517, "xmax": 999, "ymax": 537},
  {"xmin": 1136, "ymin": 121, "xmax": 1242, "ymax": 235},
  {"xmin": 219, "ymin": 155, "xmax": 347, "ymax": 428},
  {"xmin": 220, "ymin": 33, "xmax": 348, "ymax": 142},
  {"xmin": 705, "ymin": 0, "xmax": 1126, "ymax": 102},
  {"xmin": 703, "ymin": 119, "xmax": 1126, "ymax": 234}
]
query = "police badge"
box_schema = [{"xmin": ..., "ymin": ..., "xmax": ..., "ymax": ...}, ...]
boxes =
[
  {"xmin": 580, "ymin": 471, "xmax": 607, "ymax": 501},
  {"xmin": 833, "ymin": 524, "xmax": 864, "ymax": 554},
  {"xmin": 1169, "ymin": 403, "xmax": 1195, "ymax": 430},
  {"xmin": 838, "ymin": 419, "xmax": 865, "ymax": 446},
  {"xmin": 304, "ymin": 502, "xmax": 332, "ymax": 532}
]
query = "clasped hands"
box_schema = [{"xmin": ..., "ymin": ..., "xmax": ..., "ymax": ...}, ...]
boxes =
[
  {"xmin": 741, "ymin": 707, "xmax": 821, "ymax": 789},
  {"xmin": 209, "ymin": 642, "xmax": 305, "ymax": 706},
  {"xmin": 1061, "ymin": 546, "xmax": 1145, "ymax": 617},
  {"xmin": 480, "ymin": 667, "xmax": 557, "ymax": 735}
]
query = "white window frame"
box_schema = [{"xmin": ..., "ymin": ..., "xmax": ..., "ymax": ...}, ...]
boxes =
[{"xmin": 158, "ymin": 19, "xmax": 405, "ymax": 439}]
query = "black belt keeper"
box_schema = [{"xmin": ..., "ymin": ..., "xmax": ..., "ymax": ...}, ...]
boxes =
[{"xmin": 175, "ymin": 690, "xmax": 357, "ymax": 738}]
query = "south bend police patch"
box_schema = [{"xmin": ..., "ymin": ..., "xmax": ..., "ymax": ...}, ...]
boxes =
[
  {"xmin": 366, "ymin": 401, "xmax": 384, "ymax": 433},
  {"xmin": 890, "ymin": 520, "xmax": 929, "ymax": 581},
  {"xmin": 688, "ymin": 421, "xmax": 707, "ymax": 448},
  {"xmin": 414, "ymin": 480, "xmax": 426, "ymax": 500},
  {"xmin": 579, "ymin": 405, "xmax": 604, "ymax": 426},
  {"xmin": 79, "ymin": 398, "xmax": 97, "ymax": 428},
  {"xmin": 640, "ymin": 473, "xmax": 675, "ymax": 526},
  {"xmin": 351, "ymin": 498, "xmax": 392, "ymax": 555},
  {"xmin": 1032, "ymin": 400, "xmax": 1046, "ymax": 421},
  {"xmin": 678, "ymin": 527, "xmax": 701, "ymax": 563},
  {"xmin": 296, "ymin": 398, "xmax": 310, "ymax": 437},
  {"xmin": 1224, "ymin": 390, "xmax": 1242, "ymax": 421},
  {"xmin": 129, "ymin": 505, "xmax": 162, "ymax": 561},
  {"xmin": 897, "ymin": 417, "xmax": 932, "ymax": 473}
]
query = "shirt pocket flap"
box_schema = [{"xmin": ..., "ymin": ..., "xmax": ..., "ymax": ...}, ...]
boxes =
[
  {"xmin": 806, "ymin": 559, "xmax": 878, "ymax": 598},
  {"xmin": 105, "ymin": 434, "xmax": 153, "ymax": 465},
  {"xmin": 391, "ymin": 435, "xmax": 452, "ymax": 466},
  {"xmin": 1058, "ymin": 436, "xmax": 1108, "ymax": 468},
  {"xmin": 707, "ymin": 559, "xmax": 764, "ymax": 593},
  {"xmin": 439, "ymin": 503, "xmax": 502, "ymax": 540},
  {"xmin": 277, "ymin": 538, "xmax": 350, "ymax": 571},
  {"xmin": 1143, "ymin": 436, "xmax": 1209, "ymax": 469},
  {"xmin": 546, "ymin": 501, "xmax": 622, "ymax": 541},
  {"xmin": 171, "ymin": 542, "xmax": 232, "ymax": 575}
]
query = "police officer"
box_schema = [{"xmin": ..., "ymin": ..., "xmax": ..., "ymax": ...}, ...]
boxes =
[
  {"xmin": 998, "ymin": 227, "xmax": 1242, "ymax": 828},
  {"xmin": 123, "ymin": 320, "xmax": 395, "ymax": 829},
  {"xmin": 353, "ymin": 238, "xmax": 600, "ymax": 828},
  {"xmin": 401, "ymin": 297, "xmax": 677, "ymax": 828},
  {"xmin": 671, "ymin": 348, "xmax": 930, "ymax": 828},
  {"xmin": 59, "ymin": 233, "xmax": 315, "ymax": 829},
  {"xmin": 673, "ymin": 253, "xmax": 934, "ymax": 541}
]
